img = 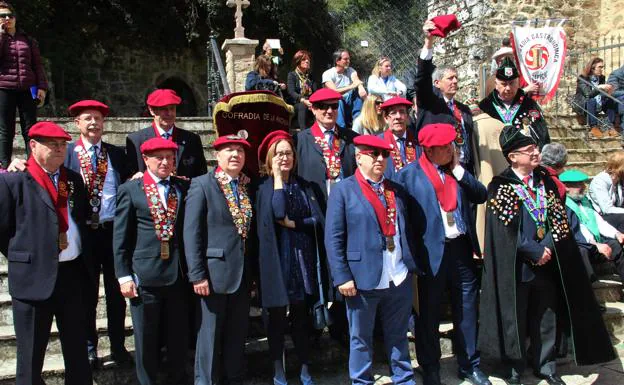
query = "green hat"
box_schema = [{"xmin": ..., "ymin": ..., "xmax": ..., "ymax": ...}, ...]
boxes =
[
  {"xmin": 559, "ymin": 169, "xmax": 589, "ymax": 183},
  {"xmin": 496, "ymin": 56, "xmax": 519, "ymax": 81}
]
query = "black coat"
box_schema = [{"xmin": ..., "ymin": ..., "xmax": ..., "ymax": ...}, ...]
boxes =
[
  {"xmin": 572, "ymin": 74, "xmax": 606, "ymax": 115},
  {"xmin": 286, "ymin": 70, "xmax": 317, "ymax": 105},
  {"xmin": 479, "ymin": 90, "xmax": 550, "ymax": 148},
  {"xmin": 413, "ymin": 58, "xmax": 475, "ymax": 174},
  {"xmin": 126, "ymin": 125, "xmax": 207, "ymax": 179},
  {"xmin": 478, "ymin": 167, "xmax": 615, "ymax": 365},
  {"xmin": 255, "ymin": 175, "xmax": 329, "ymax": 308},
  {"xmin": 0, "ymin": 168, "xmax": 91, "ymax": 300},
  {"xmin": 113, "ymin": 177, "xmax": 189, "ymax": 287},
  {"xmin": 294, "ymin": 126, "xmax": 358, "ymax": 202},
  {"xmin": 183, "ymin": 171, "xmax": 254, "ymax": 294}
]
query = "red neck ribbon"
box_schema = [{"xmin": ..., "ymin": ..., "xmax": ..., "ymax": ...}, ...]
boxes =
[
  {"xmin": 354, "ymin": 169, "xmax": 397, "ymax": 237},
  {"xmin": 383, "ymin": 129, "xmax": 417, "ymax": 170},
  {"xmin": 310, "ymin": 121, "xmax": 341, "ymax": 179},
  {"xmin": 26, "ymin": 157, "xmax": 69, "ymax": 233},
  {"xmin": 418, "ymin": 152, "xmax": 458, "ymax": 212}
]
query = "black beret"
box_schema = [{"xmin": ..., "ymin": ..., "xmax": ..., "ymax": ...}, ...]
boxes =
[
  {"xmin": 496, "ymin": 57, "xmax": 519, "ymax": 81},
  {"xmin": 499, "ymin": 125, "xmax": 536, "ymax": 158}
]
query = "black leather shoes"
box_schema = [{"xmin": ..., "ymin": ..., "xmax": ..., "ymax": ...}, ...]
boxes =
[
  {"xmin": 88, "ymin": 350, "xmax": 99, "ymax": 370},
  {"xmin": 110, "ymin": 348, "xmax": 133, "ymax": 367},
  {"xmin": 506, "ymin": 373, "xmax": 521, "ymax": 385},
  {"xmin": 535, "ymin": 373, "xmax": 566, "ymax": 385},
  {"xmin": 422, "ymin": 369, "xmax": 441, "ymax": 385},
  {"xmin": 459, "ymin": 368, "xmax": 492, "ymax": 385}
]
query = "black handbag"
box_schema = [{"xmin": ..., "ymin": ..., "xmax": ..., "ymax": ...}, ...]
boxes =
[{"xmin": 311, "ymin": 220, "xmax": 332, "ymax": 330}]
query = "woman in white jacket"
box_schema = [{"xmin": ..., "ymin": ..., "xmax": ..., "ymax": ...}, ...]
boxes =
[{"xmin": 367, "ymin": 56, "xmax": 406, "ymax": 101}]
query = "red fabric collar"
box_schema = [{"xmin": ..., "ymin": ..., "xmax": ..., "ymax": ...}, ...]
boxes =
[
  {"xmin": 26, "ymin": 157, "xmax": 69, "ymax": 233},
  {"xmin": 354, "ymin": 169, "xmax": 397, "ymax": 236},
  {"xmin": 418, "ymin": 153, "xmax": 458, "ymax": 212}
]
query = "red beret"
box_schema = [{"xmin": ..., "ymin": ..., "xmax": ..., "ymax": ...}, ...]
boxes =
[
  {"xmin": 68, "ymin": 100, "xmax": 110, "ymax": 117},
  {"xmin": 258, "ymin": 130, "xmax": 292, "ymax": 163},
  {"xmin": 146, "ymin": 89, "xmax": 182, "ymax": 107},
  {"xmin": 353, "ymin": 135, "xmax": 392, "ymax": 151},
  {"xmin": 213, "ymin": 134, "xmax": 251, "ymax": 151},
  {"xmin": 140, "ymin": 137, "xmax": 179, "ymax": 154},
  {"xmin": 29, "ymin": 121, "xmax": 72, "ymax": 141},
  {"xmin": 309, "ymin": 88, "xmax": 343, "ymax": 103},
  {"xmin": 380, "ymin": 97, "xmax": 413, "ymax": 110},
  {"xmin": 430, "ymin": 15, "xmax": 461, "ymax": 38},
  {"xmin": 418, "ymin": 123, "xmax": 456, "ymax": 147}
]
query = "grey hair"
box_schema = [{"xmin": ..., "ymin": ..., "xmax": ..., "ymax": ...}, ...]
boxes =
[
  {"xmin": 540, "ymin": 143, "xmax": 568, "ymax": 168},
  {"xmin": 432, "ymin": 66, "xmax": 458, "ymax": 82}
]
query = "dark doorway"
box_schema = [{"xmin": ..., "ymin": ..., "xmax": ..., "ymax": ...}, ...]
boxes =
[{"xmin": 157, "ymin": 77, "xmax": 198, "ymax": 117}]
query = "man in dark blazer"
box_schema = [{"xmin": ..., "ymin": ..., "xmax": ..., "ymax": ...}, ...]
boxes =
[
  {"xmin": 397, "ymin": 123, "xmax": 489, "ymax": 385},
  {"xmin": 294, "ymin": 87, "xmax": 358, "ymax": 342},
  {"xmin": 64, "ymin": 99, "xmax": 132, "ymax": 368},
  {"xmin": 126, "ymin": 88, "xmax": 207, "ymax": 179},
  {"xmin": 412, "ymin": 19, "xmax": 475, "ymax": 174},
  {"xmin": 114, "ymin": 137, "xmax": 189, "ymax": 385},
  {"xmin": 325, "ymin": 135, "xmax": 423, "ymax": 385},
  {"xmin": 0, "ymin": 122, "xmax": 92, "ymax": 385},
  {"xmin": 184, "ymin": 134, "xmax": 253, "ymax": 385},
  {"xmin": 378, "ymin": 97, "xmax": 418, "ymax": 180},
  {"xmin": 295, "ymin": 88, "xmax": 358, "ymax": 204}
]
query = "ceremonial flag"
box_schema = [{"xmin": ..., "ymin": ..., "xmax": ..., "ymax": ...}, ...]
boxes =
[{"xmin": 511, "ymin": 19, "xmax": 567, "ymax": 104}]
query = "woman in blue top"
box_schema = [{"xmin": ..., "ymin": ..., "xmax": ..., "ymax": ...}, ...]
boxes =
[{"xmin": 255, "ymin": 131, "xmax": 328, "ymax": 385}]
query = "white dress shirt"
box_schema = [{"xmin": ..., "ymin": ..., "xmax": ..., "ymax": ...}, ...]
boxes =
[
  {"xmin": 59, "ymin": 201, "xmax": 81, "ymax": 262},
  {"xmin": 365, "ymin": 177, "xmax": 408, "ymax": 289},
  {"xmin": 75, "ymin": 140, "xmax": 117, "ymax": 222}
]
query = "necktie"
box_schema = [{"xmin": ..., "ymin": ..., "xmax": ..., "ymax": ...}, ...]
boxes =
[
  {"xmin": 368, "ymin": 180, "xmax": 386, "ymax": 207},
  {"xmin": 448, "ymin": 100, "xmax": 464, "ymax": 144},
  {"xmin": 90, "ymin": 145, "xmax": 98, "ymax": 172},
  {"xmin": 325, "ymin": 130, "xmax": 334, "ymax": 147},
  {"xmin": 159, "ymin": 179, "xmax": 170, "ymax": 202},
  {"xmin": 522, "ymin": 175, "xmax": 536, "ymax": 199},
  {"xmin": 230, "ymin": 179, "xmax": 240, "ymax": 206},
  {"xmin": 397, "ymin": 137, "xmax": 407, "ymax": 163},
  {"xmin": 49, "ymin": 172, "xmax": 59, "ymax": 190}
]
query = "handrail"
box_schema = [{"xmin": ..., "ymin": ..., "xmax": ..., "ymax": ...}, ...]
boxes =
[{"xmin": 574, "ymin": 75, "xmax": 624, "ymax": 106}]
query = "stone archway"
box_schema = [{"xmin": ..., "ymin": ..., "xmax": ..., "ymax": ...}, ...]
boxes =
[{"xmin": 156, "ymin": 77, "xmax": 198, "ymax": 117}]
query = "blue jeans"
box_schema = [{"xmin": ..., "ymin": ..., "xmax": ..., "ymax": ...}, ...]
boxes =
[
  {"xmin": 586, "ymin": 97, "xmax": 617, "ymax": 128},
  {"xmin": 337, "ymin": 88, "xmax": 363, "ymax": 128}
]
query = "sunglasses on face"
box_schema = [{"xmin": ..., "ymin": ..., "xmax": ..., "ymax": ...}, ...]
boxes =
[
  {"xmin": 374, "ymin": 100, "xmax": 383, "ymax": 105},
  {"xmin": 360, "ymin": 149, "xmax": 390, "ymax": 159},
  {"xmin": 0, "ymin": 13, "xmax": 14, "ymax": 19},
  {"xmin": 313, "ymin": 103, "xmax": 339, "ymax": 111}
]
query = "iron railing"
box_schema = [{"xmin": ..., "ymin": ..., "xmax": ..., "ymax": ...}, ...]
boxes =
[{"xmin": 206, "ymin": 34, "xmax": 230, "ymax": 115}]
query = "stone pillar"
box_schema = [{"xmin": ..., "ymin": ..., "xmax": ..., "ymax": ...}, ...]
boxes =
[{"xmin": 222, "ymin": 38, "xmax": 259, "ymax": 93}]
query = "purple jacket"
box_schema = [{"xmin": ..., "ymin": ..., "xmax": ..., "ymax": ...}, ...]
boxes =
[{"xmin": 0, "ymin": 32, "xmax": 48, "ymax": 91}]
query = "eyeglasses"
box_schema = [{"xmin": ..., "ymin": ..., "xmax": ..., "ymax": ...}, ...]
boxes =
[
  {"xmin": 511, "ymin": 146, "xmax": 539, "ymax": 156},
  {"xmin": 360, "ymin": 149, "xmax": 390, "ymax": 159},
  {"xmin": 0, "ymin": 13, "xmax": 14, "ymax": 19},
  {"xmin": 374, "ymin": 100, "xmax": 383, "ymax": 105},
  {"xmin": 275, "ymin": 151, "xmax": 293, "ymax": 159},
  {"xmin": 35, "ymin": 139, "xmax": 66, "ymax": 149},
  {"xmin": 313, "ymin": 103, "xmax": 339, "ymax": 111}
]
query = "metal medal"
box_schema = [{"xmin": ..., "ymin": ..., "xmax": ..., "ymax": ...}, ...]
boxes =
[
  {"xmin": 160, "ymin": 240, "xmax": 170, "ymax": 260},
  {"xmin": 446, "ymin": 211, "xmax": 456, "ymax": 226},
  {"xmin": 90, "ymin": 212, "xmax": 100, "ymax": 229},
  {"xmin": 537, "ymin": 226, "xmax": 545, "ymax": 240},
  {"xmin": 386, "ymin": 236, "xmax": 396, "ymax": 252},
  {"xmin": 59, "ymin": 232, "xmax": 69, "ymax": 250}
]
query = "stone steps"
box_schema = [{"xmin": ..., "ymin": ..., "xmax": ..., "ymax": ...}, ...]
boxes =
[{"xmin": 0, "ymin": 316, "xmax": 134, "ymax": 361}]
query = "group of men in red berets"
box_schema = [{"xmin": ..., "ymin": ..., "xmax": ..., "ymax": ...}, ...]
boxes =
[{"xmin": 0, "ymin": 57, "xmax": 618, "ymax": 385}]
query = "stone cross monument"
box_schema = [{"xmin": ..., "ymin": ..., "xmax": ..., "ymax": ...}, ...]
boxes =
[
  {"xmin": 226, "ymin": 0, "xmax": 250, "ymax": 39},
  {"xmin": 222, "ymin": 0, "xmax": 258, "ymax": 93}
]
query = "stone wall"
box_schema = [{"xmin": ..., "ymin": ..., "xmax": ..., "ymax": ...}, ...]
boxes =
[
  {"xmin": 426, "ymin": 0, "xmax": 624, "ymax": 100},
  {"xmin": 52, "ymin": 44, "xmax": 208, "ymax": 117}
]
